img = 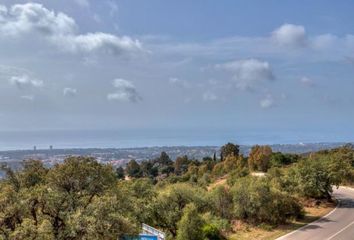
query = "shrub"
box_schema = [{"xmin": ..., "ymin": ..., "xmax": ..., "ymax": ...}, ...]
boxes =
[
  {"xmin": 209, "ymin": 185, "xmax": 233, "ymax": 220},
  {"xmin": 202, "ymin": 224, "xmax": 225, "ymax": 240},
  {"xmin": 231, "ymin": 177, "xmax": 302, "ymax": 225},
  {"xmin": 176, "ymin": 203, "xmax": 205, "ymax": 240},
  {"xmin": 150, "ymin": 183, "xmax": 207, "ymax": 237},
  {"xmin": 202, "ymin": 212, "xmax": 230, "ymax": 233}
]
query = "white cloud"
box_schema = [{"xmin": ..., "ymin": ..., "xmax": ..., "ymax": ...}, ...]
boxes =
[
  {"xmin": 63, "ymin": 87, "xmax": 77, "ymax": 97},
  {"xmin": 107, "ymin": 78, "xmax": 141, "ymax": 102},
  {"xmin": 272, "ymin": 24, "xmax": 306, "ymax": 47},
  {"xmin": 20, "ymin": 95, "xmax": 34, "ymax": 101},
  {"xmin": 345, "ymin": 35, "xmax": 354, "ymax": 48},
  {"xmin": 9, "ymin": 75, "xmax": 43, "ymax": 89},
  {"xmin": 0, "ymin": 3, "xmax": 76, "ymax": 36},
  {"xmin": 260, "ymin": 94, "xmax": 274, "ymax": 108},
  {"xmin": 216, "ymin": 59, "xmax": 274, "ymax": 90},
  {"xmin": 300, "ymin": 76, "xmax": 315, "ymax": 87},
  {"xmin": 169, "ymin": 77, "xmax": 190, "ymax": 88},
  {"xmin": 106, "ymin": 0, "xmax": 119, "ymax": 17},
  {"xmin": 203, "ymin": 91, "xmax": 218, "ymax": 101},
  {"xmin": 93, "ymin": 14, "xmax": 102, "ymax": 23},
  {"xmin": 54, "ymin": 33, "xmax": 142, "ymax": 55},
  {"xmin": 146, "ymin": 26, "xmax": 352, "ymax": 67},
  {"xmin": 74, "ymin": 0, "xmax": 90, "ymax": 8},
  {"xmin": 311, "ymin": 34, "xmax": 337, "ymax": 49},
  {"xmin": 0, "ymin": 5, "xmax": 7, "ymax": 22},
  {"xmin": 0, "ymin": 3, "xmax": 142, "ymax": 56},
  {"xmin": 0, "ymin": 65, "xmax": 31, "ymax": 77}
]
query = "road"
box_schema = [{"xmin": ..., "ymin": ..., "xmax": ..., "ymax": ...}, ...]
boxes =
[{"xmin": 277, "ymin": 186, "xmax": 354, "ymax": 240}]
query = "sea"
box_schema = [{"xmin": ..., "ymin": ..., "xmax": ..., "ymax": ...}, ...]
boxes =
[{"xmin": 0, "ymin": 128, "xmax": 353, "ymax": 151}]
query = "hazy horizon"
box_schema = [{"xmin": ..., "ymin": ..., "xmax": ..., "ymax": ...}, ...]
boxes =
[
  {"xmin": 0, "ymin": 128, "xmax": 353, "ymax": 151},
  {"xmin": 1, "ymin": 0, "xmax": 354, "ymax": 150}
]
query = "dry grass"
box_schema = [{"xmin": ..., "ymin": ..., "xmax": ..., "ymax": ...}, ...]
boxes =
[
  {"xmin": 207, "ymin": 176, "xmax": 228, "ymax": 191},
  {"xmin": 227, "ymin": 201, "xmax": 336, "ymax": 240}
]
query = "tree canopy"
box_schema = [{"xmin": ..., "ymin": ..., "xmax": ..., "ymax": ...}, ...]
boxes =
[
  {"xmin": 0, "ymin": 143, "xmax": 353, "ymax": 240},
  {"xmin": 220, "ymin": 143, "xmax": 240, "ymax": 161}
]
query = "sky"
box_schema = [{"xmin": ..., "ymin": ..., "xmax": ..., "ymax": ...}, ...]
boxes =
[{"xmin": 0, "ymin": 0, "xmax": 354, "ymax": 146}]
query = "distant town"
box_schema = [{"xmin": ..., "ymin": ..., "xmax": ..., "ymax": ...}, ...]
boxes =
[{"xmin": 0, "ymin": 142, "xmax": 349, "ymax": 173}]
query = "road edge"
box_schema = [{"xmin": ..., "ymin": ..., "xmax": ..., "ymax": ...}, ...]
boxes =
[{"xmin": 275, "ymin": 186, "xmax": 352, "ymax": 240}]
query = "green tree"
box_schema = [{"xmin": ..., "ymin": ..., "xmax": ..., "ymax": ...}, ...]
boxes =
[
  {"xmin": 289, "ymin": 157, "xmax": 334, "ymax": 199},
  {"xmin": 47, "ymin": 156, "xmax": 115, "ymax": 195},
  {"xmin": 0, "ymin": 157, "xmax": 138, "ymax": 239},
  {"xmin": 4, "ymin": 166, "xmax": 20, "ymax": 192},
  {"xmin": 126, "ymin": 159, "xmax": 142, "ymax": 178},
  {"xmin": 119, "ymin": 178, "xmax": 157, "ymax": 223},
  {"xmin": 223, "ymin": 155, "xmax": 247, "ymax": 171},
  {"xmin": 321, "ymin": 145, "xmax": 353, "ymax": 184},
  {"xmin": 9, "ymin": 218, "xmax": 40, "ymax": 240},
  {"xmin": 220, "ymin": 143, "xmax": 240, "ymax": 161},
  {"xmin": 176, "ymin": 203, "xmax": 205, "ymax": 240},
  {"xmin": 174, "ymin": 155, "xmax": 190, "ymax": 175},
  {"xmin": 140, "ymin": 161, "xmax": 158, "ymax": 178},
  {"xmin": 231, "ymin": 177, "xmax": 302, "ymax": 224},
  {"xmin": 155, "ymin": 152, "xmax": 174, "ymax": 175},
  {"xmin": 248, "ymin": 145, "xmax": 272, "ymax": 172},
  {"xmin": 66, "ymin": 194, "xmax": 139, "ymax": 239},
  {"xmin": 0, "ymin": 183, "xmax": 25, "ymax": 238},
  {"xmin": 213, "ymin": 152, "xmax": 217, "ymax": 162},
  {"xmin": 202, "ymin": 224, "xmax": 225, "ymax": 240},
  {"xmin": 270, "ymin": 152, "xmax": 299, "ymax": 167},
  {"xmin": 150, "ymin": 183, "xmax": 207, "ymax": 237},
  {"xmin": 209, "ymin": 185, "xmax": 233, "ymax": 220},
  {"xmin": 203, "ymin": 156, "xmax": 213, "ymax": 162},
  {"xmin": 20, "ymin": 160, "xmax": 48, "ymax": 188},
  {"xmin": 116, "ymin": 166, "xmax": 125, "ymax": 180},
  {"xmin": 157, "ymin": 152, "xmax": 173, "ymax": 166}
]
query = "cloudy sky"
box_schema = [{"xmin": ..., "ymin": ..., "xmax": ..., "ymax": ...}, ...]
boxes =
[{"xmin": 1, "ymin": 0, "xmax": 354, "ymax": 144}]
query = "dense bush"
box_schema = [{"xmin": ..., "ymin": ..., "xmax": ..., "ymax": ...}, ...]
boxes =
[
  {"xmin": 231, "ymin": 177, "xmax": 303, "ymax": 225},
  {"xmin": 202, "ymin": 224, "xmax": 226, "ymax": 240},
  {"xmin": 248, "ymin": 145, "xmax": 272, "ymax": 172},
  {"xmin": 290, "ymin": 158, "xmax": 333, "ymax": 199},
  {"xmin": 270, "ymin": 152, "xmax": 299, "ymax": 167},
  {"xmin": 0, "ymin": 158, "xmax": 139, "ymax": 240},
  {"xmin": 149, "ymin": 183, "xmax": 208, "ymax": 238},
  {"xmin": 220, "ymin": 143, "xmax": 240, "ymax": 160},
  {"xmin": 176, "ymin": 203, "xmax": 205, "ymax": 240},
  {"xmin": 208, "ymin": 185, "xmax": 233, "ymax": 220},
  {"xmin": 283, "ymin": 151, "xmax": 352, "ymax": 199}
]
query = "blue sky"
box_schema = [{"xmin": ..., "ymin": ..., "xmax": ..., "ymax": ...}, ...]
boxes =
[
  {"xmin": 0, "ymin": 0, "xmax": 354, "ymax": 145},
  {"xmin": 112, "ymin": 0, "xmax": 354, "ymax": 38}
]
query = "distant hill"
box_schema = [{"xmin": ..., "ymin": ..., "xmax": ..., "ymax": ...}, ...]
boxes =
[
  {"xmin": 241, "ymin": 142, "xmax": 349, "ymax": 155},
  {"xmin": 0, "ymin": 142, "xmax": 350, "ymax": 164},
  {"xmin": 0, "ymin": 142, "xmax": 351, "ymax": 179}
]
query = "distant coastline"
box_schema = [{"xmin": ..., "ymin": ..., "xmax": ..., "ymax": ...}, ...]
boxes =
[
  {"xmin": 0, "ymin": 142, "xmax": 350, "ymax": 168},
  {"xmin": 1, "ymin": 129, "xmax": 353, "ymax": 151}
]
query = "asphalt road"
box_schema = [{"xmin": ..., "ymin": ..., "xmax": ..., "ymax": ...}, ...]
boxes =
[{"xmin": 277, "ymin": 186, "xmax": 354, "ymax": 240}]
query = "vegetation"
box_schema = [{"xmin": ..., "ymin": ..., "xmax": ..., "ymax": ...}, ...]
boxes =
[
  {"xmin": 248, "ymin": 145, "xmax": 272, "ymax": 172},
  {"xmin": 220, "ymin": 143, "xmax": 240, "ymax": 161},
  {"xmin": 176, "ymin": 203, "xmax": 204, "ymax": 240},
  {"xmin": 0, "ymin": 143, "xmax": 353, "ymax": 240},
  {"xmin": 231, "ymin": 177, "xmax": 302, "ymax": 224}
]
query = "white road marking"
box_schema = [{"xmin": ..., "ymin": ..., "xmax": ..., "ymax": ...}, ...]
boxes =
[
  {"xmin": 276, "ymin": 186, "xmax": 354, "ymax": 240},
  {"xmin": 327, "ymin": 220, "xmax": 354, "ymax": 240},
  {"xmin": 276, "ymin": 201, "xmax": 339, "ymax": 240}
]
